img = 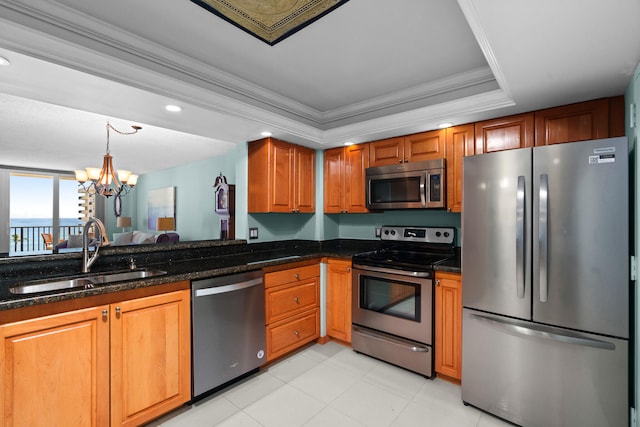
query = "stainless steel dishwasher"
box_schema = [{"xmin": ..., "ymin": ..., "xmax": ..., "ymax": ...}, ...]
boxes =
[{"xmin": 191, "ymin": 270, "xmax": 266, "ymax": 399}]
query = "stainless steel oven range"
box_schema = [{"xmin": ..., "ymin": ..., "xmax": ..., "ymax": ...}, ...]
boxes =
[{"xmin": 351, "ymin": 226, "xmax": 455, "ymax": 378}]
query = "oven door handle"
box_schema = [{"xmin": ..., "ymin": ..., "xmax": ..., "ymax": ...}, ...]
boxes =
[
  {"xmin": 352, "ymin": 326, "xmax": 430, "ymax": 352},
  {"xmin": 352, "ymin": 264, "xmax": 432, "ymax": 278}
]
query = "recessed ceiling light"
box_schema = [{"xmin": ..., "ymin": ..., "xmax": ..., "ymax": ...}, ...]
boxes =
[
  {"xmin": 165, "ymin": 104, "xmax": 182, "ymax": 112},
  {"xmin": 438, "ymin": 122, "xmax": 453, "ymax": 129},
  {"xmin": 344, "ymin": 141, "xmax": 354, "ymax": 146},
  {"xmin": 0, "ymin": 57, "xmax": 10, "ymax": 66},
  {"xmin": 261, "ymin": 131, "xmax": 272, "ymax": 137}
]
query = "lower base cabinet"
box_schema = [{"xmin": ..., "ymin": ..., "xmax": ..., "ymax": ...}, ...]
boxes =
[
  {"xmin": 325, "ymin": 258, "xmax": 352, "ymax": 343},
  {"xmin": 0, "ymin": 287, "xmax": 191, "ymax": 427},
  {"xmin": 435, "ymin": 271, "xmax": 462, "ymax": 381},
  {"xmin": 265, "ymin": 264, "xmax": 320, "ymax": 362}
]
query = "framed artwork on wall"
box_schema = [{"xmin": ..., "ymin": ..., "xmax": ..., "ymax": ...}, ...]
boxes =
[{"xmin": 148, "ymin": 186, "xmax": 175, "ymax": 230}]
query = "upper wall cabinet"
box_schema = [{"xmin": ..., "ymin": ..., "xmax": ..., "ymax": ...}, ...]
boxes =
[
  {"xmin": 324, "ymin": 144, "xmax": 369, "ymax": 214},
  {"xmin": 474, "ymin": 113, "xmax": 535, "ymax": 154},
  {"xmin": 534, "ymin": 97, "xmax": 623, "ymax": 145},
  {"xmin": 369, "ymin": 129, "xmax": 446, "ymax": 167},
  {"xmin": 248, "ymin": 137, "xmax": 315, "ymax": 213},
  {"xmin": 445, "ymin": 124, "xmax": 475, "ymax": 213}
]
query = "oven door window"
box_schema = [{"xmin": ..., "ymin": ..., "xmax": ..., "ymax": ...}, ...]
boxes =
[{"xmin": 359, "ymin": 276, "xmax": 420, "ymax": 322}]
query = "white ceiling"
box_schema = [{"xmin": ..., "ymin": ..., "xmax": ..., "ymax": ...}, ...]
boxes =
[{"xmin": 0, "ymin": 0, "xmax": 638, "ymax": 175}]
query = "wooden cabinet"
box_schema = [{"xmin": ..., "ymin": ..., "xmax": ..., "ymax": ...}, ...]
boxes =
[
  {"xmin": 0, "ymin": 306, "xmax": 110, "ymax": 426},
  {"xmin": 534, "ymin": 98, "xmax": 610, "ymax": 146},
  {"xmin": 475, "ymin": 113, "xmax": 535, "ymax": 154},
  {"xmin": 248, "ymin": 137, "xmax": 315, "ymax": 213},
  {"xmin": 325, "ymin": 259, "xmax": 352, "ymax": 343},
  {"xmin": 445, "ymin": 124, "xmax": 474, "ymax": 212},
  {"xmin": 265, "ymin": 264, "xmax": 320, "ymax": 361},
  {"xmin": 435, "ymin": 271, "xmax": 462, "ymax": 382},
  {"xmin": 110, "ymin": 289, "xmax": 191, "ymax": 427},
  {"xmin": 369, "ymin": 129, "xmax": 446, "ymax": 167},
  {"xmin": 324, "ymin": 144, "xmax": 369, "ymax": 213},
  {"xmin": 0, "ymin": 286, "xmax": 191, "ymax": 427}
]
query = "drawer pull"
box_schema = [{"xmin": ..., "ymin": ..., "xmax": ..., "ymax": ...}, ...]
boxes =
[
  {"xmin": 293, "ymin": 297, "xmax": 300, "ymax": 304},
  {"xmin": 102, "ymin": 309, "xmax": 108, "ymax": 319},
  {"xmin": 294, "ymin": 330, "xmax": 300, "ymax": 337},
  {"xmin": 294, "ymin": 273, "xmax": 300, "ymax": 279}
]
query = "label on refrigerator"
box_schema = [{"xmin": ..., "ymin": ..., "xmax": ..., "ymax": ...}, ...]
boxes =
[{"xmin": 590, "ymin": 146, "xmax": 616, "ymax": 164}]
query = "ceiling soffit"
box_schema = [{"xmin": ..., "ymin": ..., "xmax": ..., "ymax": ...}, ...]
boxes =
[{"xmin": 191, "ymin": 0, "xmax": 350, "ymax": 45}]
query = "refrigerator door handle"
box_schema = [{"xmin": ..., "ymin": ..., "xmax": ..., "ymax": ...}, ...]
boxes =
[
  {"xmin": 470, "ymin": 313, "xmax": 616, "ymax": 350},
  {"xmin": 516, "ymin": 175, "xmax": 526, "ymax": 298},
  {"xmin": 539, "ymin": 174, "xmax": 549, "ymax": 302}
]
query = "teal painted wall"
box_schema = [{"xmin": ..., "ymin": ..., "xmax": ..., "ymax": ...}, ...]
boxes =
[
  {"xmin": 112, "ymin": 144, "xmax": 242, "ymax": 242},
  {"xmin": 115, "ymin": 145, "xmax": 463, "ymax": 244},
  {"xmin": 625, "ymin": 62, "xmax": 639, "ymax": 418}
]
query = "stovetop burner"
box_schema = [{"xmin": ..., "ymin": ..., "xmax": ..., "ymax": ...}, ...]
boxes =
[{"xmin": 352, "ymin": 226, "xmax": 456, "ymax": 272}]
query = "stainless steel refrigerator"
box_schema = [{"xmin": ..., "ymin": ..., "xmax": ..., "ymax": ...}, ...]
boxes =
[{"xmin": 461, "ymin": 137, "xmax": 629, "ymax": 427}]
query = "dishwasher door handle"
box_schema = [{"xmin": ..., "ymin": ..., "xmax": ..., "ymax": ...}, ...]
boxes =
[{"xmin": 195, "ymin": 277, "xmax": 263, "ymax": 297}]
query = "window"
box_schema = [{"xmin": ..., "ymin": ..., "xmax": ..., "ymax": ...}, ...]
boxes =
[{"xmin": 0, "ymin": 168, "xmax": 102, "ymax": 256}]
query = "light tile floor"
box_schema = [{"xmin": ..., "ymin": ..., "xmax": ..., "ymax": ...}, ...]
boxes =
[{"xmin": 148, "ymin": 341, "xmax": 513, "ymax": 427}]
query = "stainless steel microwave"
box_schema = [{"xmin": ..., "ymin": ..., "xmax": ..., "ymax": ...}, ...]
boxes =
[{"xmin": 366, "ymin": 159, "xmax": 445, "ymax": 209}]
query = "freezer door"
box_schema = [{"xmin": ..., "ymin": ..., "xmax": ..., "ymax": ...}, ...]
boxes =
[
  {"xmin": 533, "ymin": 137, "xmax": 629, "ymax": 338},
  {"xmin": 462, "ymin": 148, "xmax": 532, "ymax": 319},
  {"xmin": 462, "ymin": 309, "xmax": 628, "ymax": 427}
]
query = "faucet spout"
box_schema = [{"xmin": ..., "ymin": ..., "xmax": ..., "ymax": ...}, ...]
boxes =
[{"xmin": 82, "ymin": 218, "xmax": 108, "ymax": 273}]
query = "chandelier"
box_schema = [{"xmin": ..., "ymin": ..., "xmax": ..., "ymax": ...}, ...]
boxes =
[{"xmin": 75, "ymin": 121, "xmax": 142, "ymax": 198}]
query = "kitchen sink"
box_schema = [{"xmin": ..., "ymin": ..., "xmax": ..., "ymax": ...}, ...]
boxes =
[{"xmin": 9, "ymin": 269, "xmax": 168, "ymax": 295}]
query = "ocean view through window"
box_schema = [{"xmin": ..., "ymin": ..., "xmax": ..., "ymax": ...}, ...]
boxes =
[{"xmin": 6, "ymin": 171, "xmax": 86, "ymax": 255}]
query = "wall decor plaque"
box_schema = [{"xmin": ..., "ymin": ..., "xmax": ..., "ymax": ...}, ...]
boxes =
[{"xmin": 191, "ymin": 0, "xmax": 349, "ymax": 45}]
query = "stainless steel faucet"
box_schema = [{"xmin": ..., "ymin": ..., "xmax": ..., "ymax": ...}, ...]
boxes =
[{"xmin": 82, "ymin": 217, "xmax": 108, "ymax": 273}]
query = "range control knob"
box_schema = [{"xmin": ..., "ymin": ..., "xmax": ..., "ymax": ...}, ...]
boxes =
[
  {"xmin": 384, "ymin": 230, "xmax": 390, "ymax": 235},
  {"xmin": 444, "ymin": 232, "xmax": 450, "ymax": 238},
  {"xmin": 390, "ymin": 230, "xmax": 396, "ymax": 235},
  {"xmin": 435, "ymin": 231, "xmax": 442, "ymax": 237}
]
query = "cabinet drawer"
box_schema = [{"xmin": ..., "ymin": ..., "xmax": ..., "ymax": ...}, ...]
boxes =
[
  {"xmin": 265, "ymin": 264, "xmax": 320, "ymax": 288},
  {"xmin": 266, "ymin": 309, "xmax": 319, "ymax": 361},
  {"xmin": 266, "ymin": 279, "xmax": 319, "ymax": 323}
]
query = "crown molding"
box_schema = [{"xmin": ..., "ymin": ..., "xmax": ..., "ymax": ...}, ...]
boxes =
[
  {"xmin": 456, "ymin": 0, "xmax": 512, "ymax": 99},
  {"xmin": 0, "ymin": 0, "xmax": 507, "ymax": 130}
]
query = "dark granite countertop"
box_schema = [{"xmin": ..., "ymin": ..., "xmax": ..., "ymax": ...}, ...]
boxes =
[{"xmin": 0, "ymin": 239, "xmax": 385, "ymax": 311}]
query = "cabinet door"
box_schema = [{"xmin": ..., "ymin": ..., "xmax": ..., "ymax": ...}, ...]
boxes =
[
  {"xmin": 111, "ymin": 289, "xmax": 191, "ymax": 427},
  {"xmin": 326, "ymin": 259, "xmax": 352, "ymax": 343},
  {"xmin": 344, "ymin": 144, "xmax": 369, "ymax": 213},
  {"xmin": 405, "ymin": 129, "xmax": 446, "ymax": 163},
  {"xmin": 369, "ymin": 136, "xmax": 404, "ymax": 167},
  {"xmin": 294, "ymin": 146, "xmax": 316, "ymax": 213},
  {"xmin": 0, "ymin": 306, "xmax": 110, "ymax": 427},
  {"xmin": 435, "ymin": 272, "xmax": 462, "ymax": 381},
  {"xmin": 445, "ymin": 124, "xmax": 474, "ymax": 212},
  {"xmin": 534, "ymin": 98, "xmax": 609, "ymax": 146},
  {"xmin": 475, "ymin": 113, "xmax": 534, "ymax": 154},
  {"xmin": 269, "ymin": 140, "xmax": 295, "ymax": 212},
  {"xmin": 324, "ymin": 147, "xmax": 345, "ymax": 213}
]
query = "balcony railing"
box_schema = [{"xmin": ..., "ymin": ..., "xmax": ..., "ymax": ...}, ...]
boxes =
[{"xmin": 10, "ymin": 225, "xmax": 84, "ymax": 254}]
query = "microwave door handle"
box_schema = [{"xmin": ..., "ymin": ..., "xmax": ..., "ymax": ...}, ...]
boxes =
[{"xmin": 421, "ymin": 172, "xmax": 427, "ymax": 206}]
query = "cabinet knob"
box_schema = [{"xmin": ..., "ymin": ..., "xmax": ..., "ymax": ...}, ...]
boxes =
[
  {"xmin": 294, "ymin": 273, "xmax": 300, "ymax": 279},
  {"xmin": 435, "ymin": 279, "xmax": 441, "ymax": 286},
  {"xmin": 102, "ymin": 309, "xmax": 108, "ymax": 319},
  {"xmin": 293, "ymin": 297, "xmax": 300, "ymax": 304},
  {"xmin": 398, "ymin": 159, "xmax": 403, "ymax": 163},
  {"xmin": 347, "ymin": 267, "xmax": 351, "ymax": 272},
  {"xmin": 404, "ymin": 159, "xmax": 408, "ymax": 163},
  {"xmin": 115, "ymin": 306, "xmax": 121, "ymax": 315},
  {"xmin": 294, "ymin": 330, "xmax": 300, "ymax": 337}
]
